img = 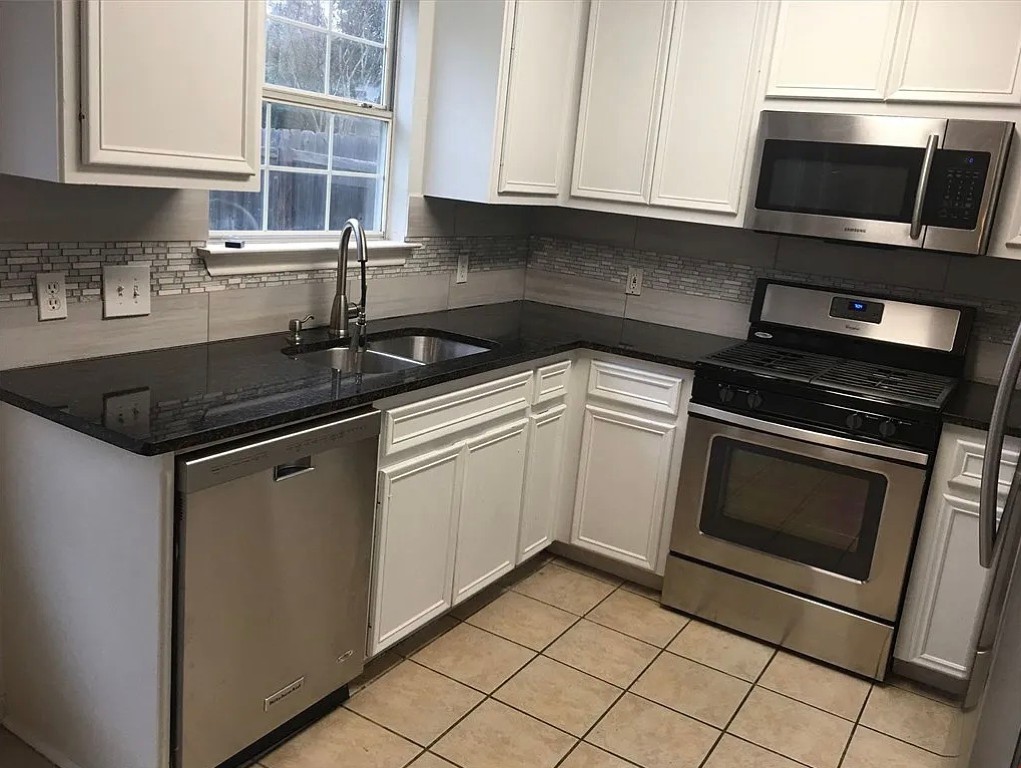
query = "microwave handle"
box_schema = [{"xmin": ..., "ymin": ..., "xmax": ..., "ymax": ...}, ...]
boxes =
[{"xmin": 910, "ymin": 134, "xmax": 940, "ymax": 239}]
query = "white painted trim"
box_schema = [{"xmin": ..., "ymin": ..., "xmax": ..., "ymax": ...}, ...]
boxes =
[{"xmin": 199, "ymin": 240, "xmax": 416, "ymax": 276}]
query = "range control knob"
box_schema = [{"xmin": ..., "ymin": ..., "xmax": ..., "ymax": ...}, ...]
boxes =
[
  {"xmin": 846, "ymin": 412, "xmax": 864, "ymax": 431},
  {"xmin": 879, "ymin": 419, "xmax": 898, "ymax": 439},
  {"xmin": 718, "ymin": 386, "xmax": 735, "ymax": 404},
  {"xmin": 746, "ymin": 391, "xmax": 764, "ymax": 410}
]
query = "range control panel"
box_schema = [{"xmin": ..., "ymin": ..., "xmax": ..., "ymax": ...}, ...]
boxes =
[{"xmin": 923, "ymin": 150, "xmax": 991, "ymax": 230}]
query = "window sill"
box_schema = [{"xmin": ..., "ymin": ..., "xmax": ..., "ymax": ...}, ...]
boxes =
[{"xmin": 199, "ymin": 240, "xmax": 419, "ymax": 277}]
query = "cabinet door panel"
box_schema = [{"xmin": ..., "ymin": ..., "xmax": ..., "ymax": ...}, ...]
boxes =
[
  {"xmin": 498, "ymin": 0, "xmax": 583, "ymax": 195},
  {"xmin": 453, "ymin": 420, "xmax": 528, "ymax": 603},
  {"xmin": 766, "ymin": 0, "xmax": 902, "ymax": 101},
  {"xmin": 519, "ymin": 405, "xmax": 568, "ymax": 562},
  {"xmin": 80, "ymin": 0, "xmax": 262, "ymax": 177},
  {"xmin": 572, "ymin": 405, "xmax": 675, "ymax": 571},
  {"xmin": 651, "ymin": 1, "xmax": 765, "ymax": 214},
  {"xmin": 371, "ymin": 447, "xmax": 461, "ymax": 654},
  {"xmin": 571, "ymin": 0, "xmax": 672, "ymax": 202},
  {"xmin": 888, "ymin": 0, "xmax": 1021, "ymax": 104}
]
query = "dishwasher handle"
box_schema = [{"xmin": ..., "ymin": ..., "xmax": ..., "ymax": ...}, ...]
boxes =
[{"xmin": 179, "ymin": 409, "xmax": 381, "ymax": 494}]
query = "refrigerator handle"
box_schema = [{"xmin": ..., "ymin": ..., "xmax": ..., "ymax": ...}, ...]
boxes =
[{"xmin": 980, "ymin": 324, "xmax": 1021, "ymax": 567}]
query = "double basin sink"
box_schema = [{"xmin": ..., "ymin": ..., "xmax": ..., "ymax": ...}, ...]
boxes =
[{"xmin": 293, "ymin": 332, "xmax": 496, "ymax": 376}]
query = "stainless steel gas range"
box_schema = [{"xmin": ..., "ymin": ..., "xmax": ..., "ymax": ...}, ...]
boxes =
[{"xmin": 661, "ymin": 280, "xmax": 975, "ymax": 680}]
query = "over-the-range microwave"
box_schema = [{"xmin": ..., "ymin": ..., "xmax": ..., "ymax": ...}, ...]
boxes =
[{"xmin": 746, "ymin": 111, "xmax": 1014, "ymax": 255}]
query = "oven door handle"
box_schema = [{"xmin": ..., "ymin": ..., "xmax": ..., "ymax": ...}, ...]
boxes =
[
  {"xmin": 688, "ymin": 404, "xmax": 930, "ymax": 466},
  {"xmin": 910, "ymin": 134, "xmax": 940, "ymax": 240}
]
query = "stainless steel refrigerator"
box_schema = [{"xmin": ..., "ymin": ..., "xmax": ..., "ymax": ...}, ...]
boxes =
[{"xmin": 958, "ymin": 326, "xmax": 1021, "ymax": 767}]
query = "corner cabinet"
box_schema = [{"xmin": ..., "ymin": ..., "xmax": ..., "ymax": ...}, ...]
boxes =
[
  {"xmin": 422, "ymin": 0, "xmax": 584, "ymax": 204},
  {"xmin": 896, "ymin": 423, "xmax": 1021, "ymax": 684},
  {"xmin": 765, "ymin": 0, "xmax": 1021, "ymax": 106},
  {"xmin": 0, "ymin": 0, "xmax": 263, "ymax": 189}
]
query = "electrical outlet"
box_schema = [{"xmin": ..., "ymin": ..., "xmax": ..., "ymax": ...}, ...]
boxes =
[
  {"xmin": 103, "ymin": 388, "xmax": 151, "ymax": 435},
  {"xmin": 103, "ymin": 265, "xmax": 151, "ymax": 319},
  {"xmin": 456, "ymin": 253, "xmax": 469, "ymax": 284},
  {"xmin": 36, "ymin": 271, "xmax": 67, "ymax": 321},
  {"xmin": 626, "ymin": 267, "xmax": 643, "ymax": 296}
]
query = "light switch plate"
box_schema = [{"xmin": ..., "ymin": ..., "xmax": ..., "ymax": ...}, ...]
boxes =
[
  {"xmin": 456, "ymin": 253, "xmax": 468, "ymax": 284},
  {"xmin": 103, "ymin": 265, "xmax": 151, "ymax": 318},
  {"xmin": 36, "ymin": 271, "xmax": 67, "ymax": 321},
  {"xmin": 103, "ymin": 388, "xmax": 151, "ymax": 435}
]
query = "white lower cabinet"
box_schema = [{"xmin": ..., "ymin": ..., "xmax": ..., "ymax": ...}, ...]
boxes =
[
  {"xmin": 370, "ymin": 445, "xmax": 462, "ymax": 654},
  {"xmin": 571, "ymin": 404, "xmax": 677, "ymax": 571},
  {"xmin": 519, "ymin": 404, "xmax": 569, "ymax": 562},
  {"xmin": 453, "ymin": 419, "xmax": 529, "ymax": 604}
]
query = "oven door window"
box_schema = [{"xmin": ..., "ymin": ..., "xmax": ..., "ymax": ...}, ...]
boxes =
[
  {"xmin": 700, "ymin": 437, "xmax": 888, "ymax": 581},
  {"xmin": 755, "ymin": 139, "xmax": 925, "ymax": 223}
]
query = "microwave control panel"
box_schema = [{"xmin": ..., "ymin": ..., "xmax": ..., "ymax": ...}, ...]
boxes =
[{"xmin": 922, "ymin": 150, "xmax": 991, "ymax": 230}]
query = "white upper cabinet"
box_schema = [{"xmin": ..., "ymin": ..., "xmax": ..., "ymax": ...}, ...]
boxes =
[
  {"xmin": 571, "ymin": 0, "xmax": 673, "ymax": 203},
  {"xmin": 423, "ymin": 0, "xmax": 584, "ymax": 204},
  {"xmin": 651, "ymin": 1, "xmax": 766, "ymax": 214},
  {"xmin": 0, "ymin": 0, "xmax": 264, "ymax": 189},
  {"xmin": 887, "ymin": 0, "xmax": 1021, "ymax": 104},
  {"xmin": 766, "ymin": 0, "xmax": 902, "ymax": 101}
]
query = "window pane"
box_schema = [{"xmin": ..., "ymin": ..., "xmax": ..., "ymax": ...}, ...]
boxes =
[
  {"xmin": 330, "ymin": 175, "xmax": 381, "ymax": 231},
  {"xmin": 267, "ymin": 171, "xmax": 328, "ymax": 230},
  {"xmin": 329, "ymin": 36, "xmax": 385, "ymax": 104},
  {"xmin": 266, "ymin": 19, "xmax": 327, "ymax": 93},
  {"xmin": 329, "ymin": 0, "xmax": 388, "ymax": 43},
  {"xmin": 210, "ymin": 174, "xmax": 266, "ymax": 232},
  {"xmin": 269, "ymin": 103, "xmax": 330, "ymax": 170},
  {"xmin": 267, "ymin": 0, "xmax": 329, "ymax": 28},
  {"xmin": 332, "ymin": 114, "xmax": 387, "ymax": 174}
]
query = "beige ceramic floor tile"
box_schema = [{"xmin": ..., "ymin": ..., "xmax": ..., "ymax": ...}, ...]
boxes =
[
  {"xmin": 344, "ymin": 661, "xmax": 483, "ymax": 746},
  {"xmin": 432, "ymin": 699, "xmax": 576, "ymax": 768},
  {"xmin": 494, "ymin": 655, "xmax": 622, "ymax": 736},
  {"xmin": 552, "ymin": 557, "xmax": 625, "ymax": 586},
  {"xmin": 758, "ymin": 651, "xmax": 872, "ymax": 720},
  {"xmin": 860, "ymin": 685, "xmax": 960, "ymax": 755},
  {"xmin": 631, "ymin": 652, "xmax": 751, "ymax": 728},
  {"xmin": 888, "ymin": 675, "xmax": 961, "ymax": 707},
  {"xmin": 667, "ymin": 620, "xmax": 774, "ymax": 682},
  {"xmin": 728, "ymin": 688, "xmax": 853, "ymax": 768},
  {"xmin": 511, "ymin": 562, "xmax": 618, "ymax": 615},
  {"xmin": 585, "ymin": 589, "xmax": 689, "ymax": 647},
  {"xmin": 412, "ymin": 622, "xmax": 534, "ymax": 693},
  {"xmin": 588, "ymin": 693, "xmax": 719, "ymax": 768},
  {"xmin": 703, "ymin": 734, "xmax": 804, "ymax": 768},
  {"xmin": 544, "ymin": 619, "xmax": 659, "ymax": 687},
  {"xmin": 621, "ymin": 581, "xmax": 662, "ymax": 600},
  {"xmin": 0, "ymin": 728, "xmax": 56, "ymax": 768},
  {"xmin": 395, "ymin": 614, "xmax": 460, "ymax": 658},
  {"xmin": 465, "ymin": 590, "xmax": 576, "ymax": 650},
  {"xmin": 843, "ymin": 727, "xmax": 954, "ymax": 768},
  {"xmin": 560, "ymin": 742, "xmax": 636, "ymax": 768},
  {"xmin": 407, "ymin": 753, "xmax": 459, "ymax": 768},
  {"xmin": 450, "ymin": 583, "xmax": 506, "ymax": 621},
  {"xmin": 261, "ymin": 708, "xmax": 419, "ymax": 768},
  {"xmin": 350, "ymin": 649, "xmax": 402, "ymax": 693}
]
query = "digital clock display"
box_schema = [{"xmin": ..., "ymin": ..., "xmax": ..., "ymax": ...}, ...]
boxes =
[{"xmin": 851, "ymin": 301, "xmax": 867, "ymax": 312}]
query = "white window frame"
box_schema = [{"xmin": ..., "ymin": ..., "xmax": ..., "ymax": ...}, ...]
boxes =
[{"xmin": 210, "ymin": 0, "xmax": 399, "ymax": 243}]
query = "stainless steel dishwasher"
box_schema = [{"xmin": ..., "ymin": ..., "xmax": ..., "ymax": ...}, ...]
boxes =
[{"xmin": 174, "ymin": 409, "xmax": 381, "ymax": 768}]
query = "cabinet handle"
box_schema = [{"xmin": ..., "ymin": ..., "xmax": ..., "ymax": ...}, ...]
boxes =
[{"xmin": 274, "ymin": 456, "xmax": 314, "ymax": 481}]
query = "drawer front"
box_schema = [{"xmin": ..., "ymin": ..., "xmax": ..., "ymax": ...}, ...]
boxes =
[
  {"xmin": 382, "ymin": 371, "xmax": 533, "ymax": 456},
  {"xmin": 587, "ymin": 360, "xmax": 684, "ymax": 416},
  {"xmin": 534, "ymin": 361, "xmax": 572, "ymax": 405}
]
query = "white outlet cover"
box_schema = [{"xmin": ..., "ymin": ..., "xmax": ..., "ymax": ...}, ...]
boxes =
[
  {"xmin": 626, "ymin": 267, "xmax": 643, "ymax": 296},
  {"xmin": 456, "ymin": 253, "xmax": 469, "ymax": 284},
  {"xmin": 103, "ymin": 388, "xmax": 151, "ymax": 435},
  {"xmin": 103, "ymin": 265, "xmax": 151, "ymax": 319},
  {"xmin": 36, "ymin": 271, "xmax": 67, "ymax": 321}
]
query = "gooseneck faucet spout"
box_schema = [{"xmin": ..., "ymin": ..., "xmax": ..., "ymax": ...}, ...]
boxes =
[{"xmin": 330, "ymin": 218, "xmax": 369, "ymax": 346}]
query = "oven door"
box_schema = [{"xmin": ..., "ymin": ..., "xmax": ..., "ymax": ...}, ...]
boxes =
[{"xmin": 671, "ymin": 405, "xmax": 929, "ymax": 621}]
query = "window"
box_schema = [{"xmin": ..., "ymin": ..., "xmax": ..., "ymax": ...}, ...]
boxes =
[{"xmin": 210, "ymin": 0, "xmax": 397, "ymax": 238}]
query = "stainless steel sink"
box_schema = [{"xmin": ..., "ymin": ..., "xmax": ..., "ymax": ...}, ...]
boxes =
[
  {"xmin": 297, "ymin": 347, "xmax": 424, "ymax": 375},
  {"xmin": 366, "ymin": 334, "xmax": 492, "ymax": 364}
]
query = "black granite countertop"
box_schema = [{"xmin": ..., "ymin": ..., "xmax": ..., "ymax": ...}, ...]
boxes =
[
  {"xmin": 944, "ymin": 380, "xmax": 1021, "ymax": 438},
  {"xmin": 0, "ymin": 301, "xmax": 737, "ymax": 455}
]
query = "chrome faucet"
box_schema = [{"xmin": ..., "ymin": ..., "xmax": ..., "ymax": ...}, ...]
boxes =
[{"xmin": 330, "ymin": 218, "xmax": 368, "ymax": 347}]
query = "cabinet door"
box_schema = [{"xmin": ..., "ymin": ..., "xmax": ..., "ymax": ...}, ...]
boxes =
[
  {"xmin": 79, "ymin": 0, "xmax": 262, "ymax": 178},
  {"xmin": 498, "ymin": 0, "xmax": 583, "ymax": 196},
  {"xmin": 370, "ymin": 446, "xmax": 461, "ymax": 655},
  {"xmin": 887, "ymin": 0, "xmax": 1021, "ymax": 104},
  {"xmin": 572, "ymin": 405, "xmax": 675, "ymax": 571},
  {"xmin": 453, "ymin": 420, "xmax": 528, "ymax": 604},
  {"xmin": 571, "ymin": 0, "xmax": 672, "ymax": 203},
  {"xmin": 766, "ymin": 0, "xmax": 902, "ymax": 101},
  {"xmin": 651, "ymin": 1, "xmax": 766, "ymax": 214},
  {"xmin": 519, "ymin": 404, "xmax": 568, "ymax": 563}
]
